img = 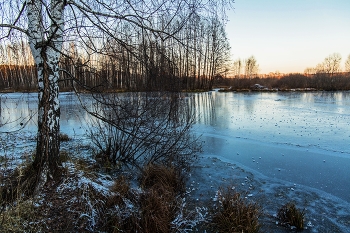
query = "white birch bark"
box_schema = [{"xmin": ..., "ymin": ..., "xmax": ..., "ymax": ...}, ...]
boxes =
[
  {"xmin": 27, "ymin": 0, "xmax": 45, "ymax": 126},
  {"xmin": 26, "ymin": 0, "xmax": 65, "ymax": 184}
]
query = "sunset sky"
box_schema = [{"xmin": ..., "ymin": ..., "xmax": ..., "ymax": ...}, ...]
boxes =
[{"xmin": 226, "ymin": 0, "xmax": 350, "ymax": 74}]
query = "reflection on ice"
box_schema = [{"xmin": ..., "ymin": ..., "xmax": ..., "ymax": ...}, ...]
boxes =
[
  {"xmin": 193, "ymin": 90, "xmax": 350, "ymax": 203},
  {"xmin": 1, "ymin": 91, "xmax": 350, "ymax": 204},
  {"xmin": 194, "ymin": 91, "xmax": 350, "ymax": 155}
]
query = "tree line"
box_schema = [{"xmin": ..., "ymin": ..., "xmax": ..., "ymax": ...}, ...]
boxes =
[
  {"xmin": 217, "ymin": 53, "xmax": 350, "ymax": 91},
  {"xmin": 0, "ymin": 11, "xmax": 231, "ymax": 92},
  {"xmin": 231, "ymin": 56, "xmax": 259, "ymax": 79},
  {"xmin": 218, "ymin": 72, "xmax": 350, "ymax": 91}
]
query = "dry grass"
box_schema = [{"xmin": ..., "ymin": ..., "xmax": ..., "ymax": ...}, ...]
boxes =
[
  {"xmin": 0, "ymin": 161, "xmax": 60, "ymax": 232},
  {"xmin": 1, "ymin": 155, "xmax": 311, "ymax": 233},
  {"xmin": 0, "ymin": 161, "xmax": 37, "ymax": 204},
  {"xmin": 59, "ymin": 150, "xmax": 70, "ymax": 163},
  {"xmin": 107, "ymin": 163, "xmax": 185, "ymax": 233},
  {"xmin": 72, "ymin": 157, "xmax": 98, "ymax": 179},
  {"xmin": 1, "ymin": 156, "xmax": 111, "ymax": 232},
  {"xmin": 139, "ymin": 187, "xmax": 178, "ymax": 233},
  {"xmin": 0, "ymin": 163, "xmax": 37, "ymax": 231},
  {"xmin": 110, "ymin": 175, "xmax": 130, "ymax": 197},
  {"xmin": 0, "ymin": 198, "xmax": 43, "ymax": 232},
  {"xmin": 277, "ymin": 202, "xmax": 305, "ymax": 230},
  {"xmin": 104, "ymin": 192, "xmax": 179, "ymax": 233},
  {"xmin": 59, "ymin": 133, "xmax": 70, "ymax": 141},
  {"xmin": 140, "ymin": 163, "xmax": 185, "ymax": 195},
  {"xmin": 105, "ymin": 175, "xmax": 131, "ymax": 212},
  {"xmin": 211, "ymin": 187, "xmax": 261, "ymax": 233},
  {"xmin": 138, "ymin": 163, "xmax": 182, "ymax": 232},
  {"xmin": 0, "ymin": 161, "xmax": 186, "ymax": 232}
]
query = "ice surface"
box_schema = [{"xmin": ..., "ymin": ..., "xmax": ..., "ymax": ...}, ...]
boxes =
[
  {"xmin": 1, "ymin": 91, "xmax": 350, "ymax": 203},
  {"xmin": 1, "ymin": 91, "xmax": 350, "ymax": 231},
  {"xmin": 192, "ymin": 91, "xmax": 350, "ymax": 204}
]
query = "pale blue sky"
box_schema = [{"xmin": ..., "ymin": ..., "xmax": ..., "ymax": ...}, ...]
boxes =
[{"xmin": 226, "ymin": 0, "xmax": 350, "ymax": 74}]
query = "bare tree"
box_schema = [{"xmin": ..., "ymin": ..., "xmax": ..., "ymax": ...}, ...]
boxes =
[
  {"xmin": 232, "ymin": 58, "xmax": 242, "ymax": 78},
  {"xmin": 208, "ymin": 17, "xmax": 231, "ymax": 86},
  {"xmin": 304, "ymin": 67, "xmax": 315, "ymax": 76},
  {"xmin": 244, "ymin": 56, "xmax": 259, "ymax": 79},
  {"xmin": 0, "ymin": 0, "xmax": 234, "ymax": 191},
  {"xmin": 323, "ymin": 53, "xmax": 342, "ymax": 76},
  {"xmin": 314, "ymin": 53, "xmax": 342, "ymax": 76},
  {"xmin": 345, "ymin": 54, "xmax": 350, "ymax": 73}
]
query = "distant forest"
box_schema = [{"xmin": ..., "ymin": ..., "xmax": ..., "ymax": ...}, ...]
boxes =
[
  {"xmin": 1, "ymin": 40, "xmax": 350, "ymax": 92},
  {"xmin": 217, "ymin": 72, "xmax": 350, "ymax": 91},
  {"xmin": 220, "ymin": 53, "xmax": 350, "ymax": 91},
  {"xmin": 2, "ymin": 65, "xmax": 350, "ymax": 93},
  {"xmin": 0, "ymin": 14, "xmax": 232, "ymax": 93}
]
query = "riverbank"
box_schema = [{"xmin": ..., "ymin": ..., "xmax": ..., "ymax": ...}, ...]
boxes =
[
  {"xmin": 1, "ymin": 141, "xmax": 349, "ymax": 232},
  {"xmin": 216, "ymin": 85, "xmax": 323, "ymax": 92}
]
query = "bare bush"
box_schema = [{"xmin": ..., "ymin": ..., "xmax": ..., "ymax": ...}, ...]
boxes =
[{"xmin": 86, "ymin": 92, "xmax": 200, "ymax": 171}]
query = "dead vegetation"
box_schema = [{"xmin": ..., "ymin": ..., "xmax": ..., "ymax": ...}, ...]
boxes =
[
  {"xmin": 140, "ymin": 163, "xmax": 186, "ymax": 195},
  {"xmin": 59, "ymin": 133, "xmax": 70, "ymax": 142},
  {"xmin": 138, "ymin": 163, "xmax": 184, "ymax": 232},
  {"xmin": 1, "ymin": 153, "xmax": 312, "ymax": 232},
  {"xmin": 103, "ymin": 163, "xmax": 185, "ymax": 233},
  {"xmin": 0, "ymin": 198, "xmax": 40, "ymax": 232},
  {"xmin": 0, "ymin": 160, "xmax": 38, "ymax": 204},
  {"xmin": 210, "ymin": 187, "xmax": 261, "ymax": 233},
  {"xmin": 277, "ymin": 202, "xmax": 305, "ymax": 230}
]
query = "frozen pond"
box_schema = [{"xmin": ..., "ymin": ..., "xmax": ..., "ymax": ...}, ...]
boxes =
[
  {"xmin": 1, "ymin": 91, "xmax": 350, "ymax": 205},
  {"xmin": 193, "ymin": 91, "xmax": 350, "ymax": 204}
]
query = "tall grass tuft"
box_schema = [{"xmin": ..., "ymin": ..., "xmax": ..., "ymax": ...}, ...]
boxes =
[
  {"xmin": 0, "ymin": 162, "xmax": 43, "ymax": 232},
  {"xmin": 277, "ymin": 202, "xmax": 305, "ymax": 230},
  {"xmin": 103, "ymin": 163, "xmax": 185, "ymax": 232},
  {"xmin": 211, "ymin": 187, "xmax": 261, "ymax": 233},
  {"xmin": 110, "ymin": 175, "xmax": 130, "ymax": 197},
  {"xmin": 140, "ymin": 163, "xmax": 185, "ymax": 195},
  {"xmin": 139, "ymin": 187, "xmax": 177, "ymax": 233}
]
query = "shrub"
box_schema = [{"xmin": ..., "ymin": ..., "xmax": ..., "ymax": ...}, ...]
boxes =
[
  {"xmin": 277, "ymin": 202, "xmax": 305, "ymax": 230},
  {"xmin": 211, "ymin": 188, "xmax": 261, "ymax": 233},
  {"xmin": 87, "ymin": 92, "xmax": 200, "ymax": 171}
]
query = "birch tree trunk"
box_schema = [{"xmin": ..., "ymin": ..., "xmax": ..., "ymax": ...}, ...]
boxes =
[{"xmin": 27, "ymin": 0, "xmax": 65, "ymax": 185}]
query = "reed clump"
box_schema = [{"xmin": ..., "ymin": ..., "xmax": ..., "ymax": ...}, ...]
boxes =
[
  {"xmin": 277, "ymin": 202, "xmax": 305, "ymax": 230},
  {"xmin": 211, "ymin": 187, "xmax": 261, "ymax": 233},
  {"xmin": 139, "ymin": 163, "xmax": 186, "ymax": 195}
]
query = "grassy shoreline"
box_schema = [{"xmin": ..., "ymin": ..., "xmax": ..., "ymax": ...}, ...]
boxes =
[{"xmin": 1, "ymin": 148, "xmax": 350, "ymax": 232}]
